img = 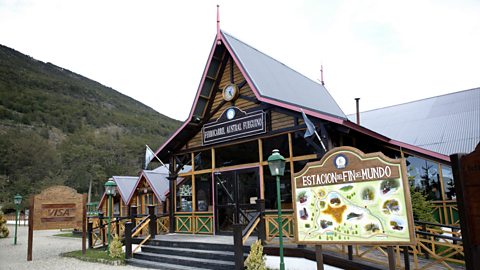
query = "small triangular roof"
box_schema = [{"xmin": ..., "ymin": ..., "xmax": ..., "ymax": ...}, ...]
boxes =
[
  {"xmin": 98, "ymin": 176, "xmax": 137, "ymax": 208},
  {"xmin": 127, "ymin": 165, "xmax": 189, "ymax": 204}
]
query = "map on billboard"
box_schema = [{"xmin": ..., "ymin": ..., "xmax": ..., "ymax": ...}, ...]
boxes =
[{"xmin": 292, "ymin": 146, "xmax": 415, "ymax": 245}]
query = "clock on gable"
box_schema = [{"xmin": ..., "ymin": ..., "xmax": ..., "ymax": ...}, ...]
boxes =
[{"xmin": 222, "ymin": 84, "xmax": 239, "ymax": 102}]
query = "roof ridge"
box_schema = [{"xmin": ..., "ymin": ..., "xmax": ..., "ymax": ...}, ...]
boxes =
[
  {"xmin": 221, "ymin": 30, "xmax": 328, "ymax": 90},
  {"xmin": 352, "ymin": 86, "xmax": 480, "ymax": 115}
]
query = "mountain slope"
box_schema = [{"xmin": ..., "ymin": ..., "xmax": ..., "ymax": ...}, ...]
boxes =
[{"xmin": 0, "ymin": 44, "xmax": 180, "ymax": 210}]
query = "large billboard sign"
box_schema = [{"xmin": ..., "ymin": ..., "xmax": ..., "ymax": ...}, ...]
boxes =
[{"xmin": 292, "ymin": 147, "xmax": 415, "ymax": 245}]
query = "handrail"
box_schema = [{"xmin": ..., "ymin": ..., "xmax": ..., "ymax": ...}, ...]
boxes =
[
  {"xmin": 415, "ymin": 230, "xmax": 462, "ymax": 242},
  {"xmin": 242, "ymin": 217, "xmax": 260, "ymax": 245},
  {"xmin": 133, "ymin": 234, "xmax": 151, "ymax": 253},
  {"xmin": 132, "ymin": 215, "xmax": 150, "ymax": 233},
  {"xmin": 414, "ymin": 220, "xmax": 461, "ymax": 230},
  {"xmin": 132, "ymin": 219, "xmax": 150, "ymax": 238}
]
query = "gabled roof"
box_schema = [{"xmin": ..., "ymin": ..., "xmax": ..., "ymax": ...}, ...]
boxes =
[
  {"xmin": 154, "ymin": 29, "xmax": 451, "ymax": 163},
  {"xmin": 127, "ymin": 165, "xmax": 188, "ymax": 204},
  {"xmin": 347, "ymin": 87, "xmax": 480, "ymax": 156},
  {"xmin": 221, "ymin": 31, "xmax": 346, "ymax": 120},
  {"xmin": 112, "ymin": 176, "xmax": 138, "ymax": 204},
  {"xmin": 98, "ymin": 176, "xmax": 137, "ymax": 208}
]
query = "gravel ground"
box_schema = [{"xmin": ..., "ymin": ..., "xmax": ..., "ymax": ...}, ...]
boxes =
[{"xmin": 0, "ymin": 224, "xmax": 148, "ymax": 270}]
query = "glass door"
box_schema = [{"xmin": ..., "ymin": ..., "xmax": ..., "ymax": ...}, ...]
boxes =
[{"xmin": 215, "ymin": 168, "xmax": 259, "ymax": 234}]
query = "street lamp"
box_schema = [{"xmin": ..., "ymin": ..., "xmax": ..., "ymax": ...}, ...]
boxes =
[
  {"xmin": 267, "ymin": 149, "xmax": 286, "ymax": 270},
  {"xmin": 13, "ymin": 194, "xmax": 22, "ymax": 245},
  {"xmin": 104, "ymin": 179, "xmax": 117, "ymax": 251}
]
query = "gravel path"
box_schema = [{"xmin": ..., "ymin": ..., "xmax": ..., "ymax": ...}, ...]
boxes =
[{"xmin": 0, "ymin": 224, "xmax": 149, "ymax": 270}]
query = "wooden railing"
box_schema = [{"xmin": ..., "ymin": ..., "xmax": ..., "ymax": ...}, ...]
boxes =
[
  {"xmin": 174, "ymin": 213, "xmax": 214, "ymax": 234},
  {"xmin": 157, "ymin": 215, "xmax": 169, "ymax": 233}
]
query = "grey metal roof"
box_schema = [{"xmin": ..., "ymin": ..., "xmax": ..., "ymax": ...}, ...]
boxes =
[
  {"xmin": 348, "ymin": 88, "xmax": 480, "ymax": 156},
  {"xmin": 144, "ymin": 170, "xmax": 169, "ymax": 202},
  {"xmin": 222, "ymin": 31, "xmax": 346, "ymax": 120},
  {"xmin": 111, "ymin": 176, "xmax": 138, "ymax": 204},
  {"xmin": 143, "ymin": 165, "xmax": 190, "ymax": 201}
]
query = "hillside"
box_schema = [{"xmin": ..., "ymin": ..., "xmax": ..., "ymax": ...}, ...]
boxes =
[{"xmin": 0, "ymin": 44, "xmax": 180, "ymax": 211}]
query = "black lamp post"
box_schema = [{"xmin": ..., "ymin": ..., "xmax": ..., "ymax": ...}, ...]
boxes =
[
  {"xmin": 267, "ymin": 149, "xmax": 286, "ymax": 270},
  {"xmin": 104, "ymin": 179, "xmax": 117, "ymax": 251},
  {"xmin": 14, "ymin": 194, "xmax": 22, "ymax": 245}
]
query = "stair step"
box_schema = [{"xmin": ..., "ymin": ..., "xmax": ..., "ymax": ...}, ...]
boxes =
[
  {"xmin": 134, "ymin": 251, "xmax": 235, "ymax": 270},
  {"xmin": 126, "ymin": 258, "xmax": 211, "ymax": 270},
  {"xmin": 141, "ymin": 245, "xmax": 237, "ymax": 260},
  {"xmin": 134, "ymin": 239, "xmax": 250, "ymax": 253}
]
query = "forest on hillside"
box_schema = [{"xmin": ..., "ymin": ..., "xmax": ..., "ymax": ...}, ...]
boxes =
[{"xmin": 0, "ymin": 44, "xmax": 181, "ymax": 211}]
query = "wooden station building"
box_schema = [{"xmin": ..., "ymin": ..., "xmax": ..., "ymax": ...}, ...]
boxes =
[{"xmin": 146, "ymin": 29, "xmax": 455, "ymax": 236}]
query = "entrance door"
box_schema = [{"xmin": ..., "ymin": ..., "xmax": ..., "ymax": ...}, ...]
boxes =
[{"xmin": 215, "ymin": 168, "xmax": 259, "ymax": 234}]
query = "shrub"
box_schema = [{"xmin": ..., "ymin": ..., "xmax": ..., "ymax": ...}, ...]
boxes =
[
  {"xmin": 0, "ymin": 211, "xmax": 9, "ymax": 238},
  {"xmin": 245, "ymin": 240, "xmax": 266, "ymax": 270},
  {"xmin": 109, "ymin": 235, "xmax": 124, "ymax": 259}
]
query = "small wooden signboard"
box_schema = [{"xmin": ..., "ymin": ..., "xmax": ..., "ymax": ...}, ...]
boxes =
[{"xmin": 27, "ymin": 186, "xmax": 86, "ymax": 261}]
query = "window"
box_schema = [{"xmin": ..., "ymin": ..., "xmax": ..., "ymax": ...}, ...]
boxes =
[
  {"xmin": 216, "ymin": 140, "xmax": 259, "ymax": 167},
  {"xmin": 406, "ymin": 156, "xmax": 441, "ymax": 200},
  {"xmin": 441, "ymin": 165, "xmax": 455, "ymax": 200},
  {"xmin": 176, "ymin": 176, "xmax": 193, "ymax": 212},
  {"xmin": 263, "ymin": 165, "xmax": 292, "ymax": 210},
  {"xmin": 175, "ymin": 153, "xmax": 192, "ymax": 173},
  {"xmin": 262, "ymin": 134, "xmax": 290, "ymax": 161},
  {"xmin": 195, "ymin": 173, "xmax": 212, "ymax": 212},
  {"xmin": 291, "ymin": 132, "xmax": 316, "ymax": 157},
  {"xmin": 194, "ymin": 150, "xmax": 212, "ymax": 171}
]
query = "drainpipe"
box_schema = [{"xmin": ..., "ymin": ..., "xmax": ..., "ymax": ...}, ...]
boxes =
[{"xmin": 355, "ymin": 98, "xmax": 360, "ymax": 125}]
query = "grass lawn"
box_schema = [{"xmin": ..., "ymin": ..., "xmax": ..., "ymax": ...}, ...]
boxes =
[
  {"xmin": 62, "ymin": 248, "xmax": 125, "ymax": 265},
  {"xmin": 53, "ymin": 232, "xmax": 82, "ymax": 238}
]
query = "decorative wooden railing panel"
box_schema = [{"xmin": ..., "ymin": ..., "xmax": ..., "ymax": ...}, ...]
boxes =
[
  {"xmin": 264, "ymin": 213, "xmax": 294, "ymax": 243},
  {"xmin": 175, "ymin": 213, "xmax": 214, "ymax": 234},
  {"xmin": 157, "ymin": 216, "xmax": 169, "ymax": 233}
]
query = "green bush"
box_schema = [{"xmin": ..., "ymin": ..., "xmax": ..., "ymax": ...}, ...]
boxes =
[
  {"xmin": 0, "ymin": 211, "xmax": 9, "ymax": 238},
  {"xmin": 109, "ymin": 235, "xmax": 124, "ymax": 259},
  {"xmin": 245, "ymin": 240, "xmax": 266, "ymax": 270}
]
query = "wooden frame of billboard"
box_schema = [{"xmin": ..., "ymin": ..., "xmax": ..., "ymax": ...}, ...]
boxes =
[{"xmin": 292, "ymin": 146, "xmax": 415, "ymax": 246}]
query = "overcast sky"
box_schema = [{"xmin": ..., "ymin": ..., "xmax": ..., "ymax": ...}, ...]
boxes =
[{"xmin": 1, "ymin": 0, "xmax": 479, "ymax": 121}]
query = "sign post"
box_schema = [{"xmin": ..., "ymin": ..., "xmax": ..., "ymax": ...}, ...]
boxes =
[
  {"xmin": 27, "ymin": 186, "xmax": 86, "ymax": 261},
  {"xmin": 450, "ymin": 143, "xmax": 480, "ymax": 269},
  {"xmin": 292, "ymin": 147, "xmax": 415, "ymax": 269}
]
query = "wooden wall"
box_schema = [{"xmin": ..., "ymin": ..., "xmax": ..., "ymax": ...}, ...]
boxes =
[{"xmin": 183, "ymin": 57, "xmax": 297, "ymax": 150}]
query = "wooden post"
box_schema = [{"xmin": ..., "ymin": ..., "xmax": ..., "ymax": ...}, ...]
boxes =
[
  {"xmin": 82, "ymin": 194, "xmax": 87, "ymax": 255},
  {"xmin": 315, "ymin": 245, "xmax": 324, "ymax": 270},
  {"xmin": 87, "ymin": 222, "xmax": 93, "ymax": 249},
  {"xmin": 98, "ymin": 212, "xmax": 105, "ymax": 247},
  {"xmin": 451, "ymin": 150, "xmax": 480, "ymax": 269},
  {"xmin": 27, "ymin": 196, "xmax": 34, "ymax": 261},
  {"xmin": 403, "ymin": 246, "xmax": 410, "ymax": 270},
  {"xmin": 387, "ymin": 246, "xmax": 396, "ymax": 270},
  {"xmin": 256, "ymin": 199, "xmax": 266, "ymax": 244},
  {"xmin": 148, "ymin": 205, "xmax": 157, "ymax": 237},
  {"xmin": 233, "ymin": 223, "xmax": 244, "ymax": 270},
  {"xmin": 124, "ymin": 222, "xmax": 133, "ymax": 259}
]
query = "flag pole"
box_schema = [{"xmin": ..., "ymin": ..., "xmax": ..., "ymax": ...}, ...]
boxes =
[
  {"xmin": 145, "ymin": 145, "xmax": 168, "ymax": 169},
  {"xmin": 314, "ymin": 130, "xmax": 327, "ymax": 152}
]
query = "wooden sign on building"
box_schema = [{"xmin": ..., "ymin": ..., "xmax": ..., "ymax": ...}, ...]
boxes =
[{"xmin": 28, "ymin": 186, "xmax": 86, "ymax": 260}]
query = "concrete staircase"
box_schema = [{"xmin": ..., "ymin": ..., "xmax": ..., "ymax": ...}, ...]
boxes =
[{"xmin": 126, "ymin": 238, "xmax": 249, "ymax": 270}]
